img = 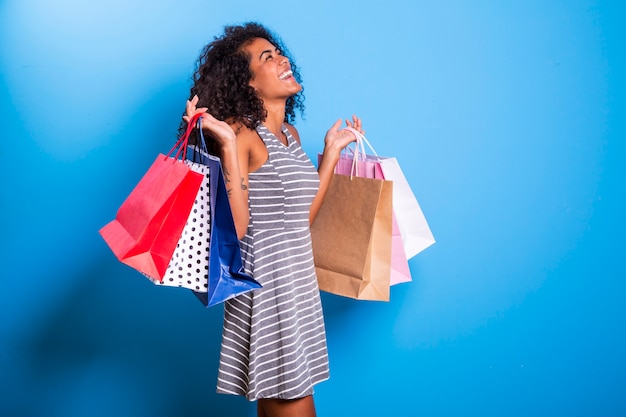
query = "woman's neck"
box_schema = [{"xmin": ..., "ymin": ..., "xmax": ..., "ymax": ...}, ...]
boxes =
[{"xmin": 263, "ymin": 103, "xmax": 287, "ymax": 137}]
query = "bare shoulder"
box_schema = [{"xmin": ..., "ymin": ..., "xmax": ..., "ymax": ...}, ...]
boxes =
[
  {"xmin": 239, "ymin": 127, "xmax": 259, "ymax": 141},
  {"xmin": 284, "ymin": 123, "xmax": 301, "ymax": 144},
  {"xmin": 228, "ymin": 122, "xmax": 255, "ymax": 149},
  {"xmin": 232, "ymin": 123, "xmax": 267, "ymax": 171}
]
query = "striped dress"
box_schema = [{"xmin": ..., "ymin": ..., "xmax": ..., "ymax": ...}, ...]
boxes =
[{"xmin": 216, "ymin": 124, "xmax": 329, "ymax": 400}]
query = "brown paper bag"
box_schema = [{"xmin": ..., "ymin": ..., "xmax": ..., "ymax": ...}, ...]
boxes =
[{"xmin": 311, "ymin": 173, "xmax": 393, "ymax": 301}]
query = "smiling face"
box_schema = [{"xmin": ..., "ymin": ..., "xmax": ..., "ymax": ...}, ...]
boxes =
[{"xmin": 244, "ymin": 37, "xmax": 302, "ymax": 103}]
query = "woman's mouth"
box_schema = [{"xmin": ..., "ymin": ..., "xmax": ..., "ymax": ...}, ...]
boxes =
[{"xmin": 278, "ymin": 70, "xmax": 293, "ymax": 80}]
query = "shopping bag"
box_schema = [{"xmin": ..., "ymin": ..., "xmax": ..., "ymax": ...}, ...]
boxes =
[
  {"xmin": 377, "ymin": 156, "xmax": 435, "ymax": 259},
  {"xmin": 311, "ymin": 173, "xmax": 393, "ymax": 301},
  {"xmin": 184, "ymin": 143, "xmax": 262, "ymax": 307},
  {"xmin": 334, "ymin": 128, "xmax": 436, "ymax": 260},
  {"xmin": 318, "ymin": 136, "xmax": 411, "ymax": 286},
  {"xmin": 99, "ymin": 113, "xmax": 205, "ymax": 280},
  {"xmin": 144, "ymin": 153, "xmax": 212, "ymax": 291}
]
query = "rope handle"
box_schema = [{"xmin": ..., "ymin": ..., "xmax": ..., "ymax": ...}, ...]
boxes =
[
  {"xmin": 340, "ymin": 127, "xmax": 379, "ymax": 178},
  {"xmin": 342, "ymin": 127, "xmax": 379, "ymax": 157}
]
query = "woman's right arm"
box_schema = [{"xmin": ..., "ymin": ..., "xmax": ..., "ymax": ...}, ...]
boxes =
[
  {"xmin": 185, "ymin": 97, "xmax": 250, "ymax": 239},
  {"xmin": 216, "ymin": 128, "xmax": 251, "ymax": 239}
]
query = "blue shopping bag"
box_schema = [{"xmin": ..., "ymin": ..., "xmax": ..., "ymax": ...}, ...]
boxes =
[{"xmin": 186, "ymin": 138, "xmax": 261, "ymax": 307}]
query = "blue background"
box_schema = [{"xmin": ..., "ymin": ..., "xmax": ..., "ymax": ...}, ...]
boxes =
[{"xmin": 1, "ymin": 1, "xmax": 624, "ymax": 416}]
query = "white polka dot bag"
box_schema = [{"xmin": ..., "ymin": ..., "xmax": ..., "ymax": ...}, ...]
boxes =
[{"xmin": 146, "ymin": 159, "xmax": 213, "ymax": 292}]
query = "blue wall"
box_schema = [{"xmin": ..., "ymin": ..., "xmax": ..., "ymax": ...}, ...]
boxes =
[{"xmin": 1, "ymin": 1, "xmax": 624, "ymax": 416}]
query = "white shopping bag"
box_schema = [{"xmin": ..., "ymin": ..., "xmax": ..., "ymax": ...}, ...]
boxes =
[
  {"xmin": 376, "ymin": 157, "xmax": 436, "ymax": 259},
  {"xmin": 339, "ymin": 127, "xmax": 436, "ymax": 260}
]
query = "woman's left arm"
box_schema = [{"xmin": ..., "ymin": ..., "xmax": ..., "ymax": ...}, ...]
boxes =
[{"xmin": 309, "ymin": 116, "xmax": 363, "ymax": 223}]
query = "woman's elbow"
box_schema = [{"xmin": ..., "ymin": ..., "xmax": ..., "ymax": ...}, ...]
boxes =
[{"xmin": 235, "ymin": 216, "xmax": 250, "ymax": 240}]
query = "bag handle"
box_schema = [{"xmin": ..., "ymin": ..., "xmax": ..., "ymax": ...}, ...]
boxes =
[
  {"xmin": 166, "ymin": 112, "xmax": 204, "ymax": 161},
  {"xmin": 340, "ymin": 127, "xmax": 379, "ymax": 178},
  {"xmin": 342, "ymin": 127, "xmax": 378, "ymax": 156},
  {"xmin": 192, "ymin": 116, "xmax": 210, "ymax": 161}
]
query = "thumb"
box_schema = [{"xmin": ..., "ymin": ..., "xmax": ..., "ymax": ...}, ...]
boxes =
[{"xmin": 329, "ymin": 118, "xmax": 342, "ymax": 132}]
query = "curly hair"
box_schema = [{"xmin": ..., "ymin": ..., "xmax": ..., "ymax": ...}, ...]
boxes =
[{"xmin": 179, "ymin": 22, "xmax": 305, "ymax": 152}]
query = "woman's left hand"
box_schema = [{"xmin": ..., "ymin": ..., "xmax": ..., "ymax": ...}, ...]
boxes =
[
  {"xmin": 323, "ymin": 115, "xmax": 364, "ymax": 154},
  {"xmin": 311, "ymin": 115, "xmax": 365, "ymax": 222}
]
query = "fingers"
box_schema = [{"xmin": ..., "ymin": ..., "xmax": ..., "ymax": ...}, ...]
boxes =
[
  {"xmin": 345, "ymin": 115, "xmax": 363, "ymax": 132},
  {"xmin": 185, "ymin": 96, "xmax": 195, "ymax": 116},
  {"xmin": 184, "ymin": 94, "xmax": 209, "ymax": 125},
  {"xmin": 185, "ymin": 95, "xmax": 207, "ymax": 114},
  {"xmin": 346, "ymin": 115, "xmax": 362, "ymax": 130},
  {"xmin": 182, "ymin": 109, "xmax": 208, "ymax": 123}
]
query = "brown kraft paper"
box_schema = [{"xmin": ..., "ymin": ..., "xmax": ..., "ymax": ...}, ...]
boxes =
[{"xmin": 311, "ymin": 174, "xmax": 393, "ymax": 301}]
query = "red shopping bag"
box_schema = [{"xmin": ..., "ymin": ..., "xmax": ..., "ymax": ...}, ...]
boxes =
[{"xmin": 100, "ymin": 114, "xmax": 204, "ymax": 280}]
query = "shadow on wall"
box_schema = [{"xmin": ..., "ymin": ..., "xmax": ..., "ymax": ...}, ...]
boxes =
[
  {"xmin": 8, "ymin": 259, "xmax": 373, "ymax": 417},
  {"xmin": 12, "ymin": 257, "xmax": 256, "ymax": 417}
]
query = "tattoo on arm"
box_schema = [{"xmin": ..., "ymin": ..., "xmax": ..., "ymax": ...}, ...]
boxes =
[
  {"xmin": 221, "ymin": 168, "xmax": 247, "ymax": 197},
  {"xmin": 222, "ymin": 167, "xmax": 232, "ymax": 197}
]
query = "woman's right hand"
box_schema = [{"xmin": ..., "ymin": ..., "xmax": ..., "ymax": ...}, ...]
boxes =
[
  {"xmin": 183, "ymin": 95, "xmax": 236, "ymax": 147},
  {"xmin": 184, "ymin": 96, "xmax": 250, "ymax": 238}
]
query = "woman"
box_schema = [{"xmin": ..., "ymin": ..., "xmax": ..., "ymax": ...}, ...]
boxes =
[{"xmin": 182, "ymin": 22, "xmax": 362, "ymax": 417}]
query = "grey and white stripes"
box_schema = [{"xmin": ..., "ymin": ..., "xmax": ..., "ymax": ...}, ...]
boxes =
[{"xmin": 216, "ymin": 125, "xmax": 329, "ymax": 400}]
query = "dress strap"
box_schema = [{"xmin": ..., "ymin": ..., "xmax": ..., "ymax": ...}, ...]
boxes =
[{"xmin": 255, "ymin": 124, "xmax": 293, "ymax": 147}]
